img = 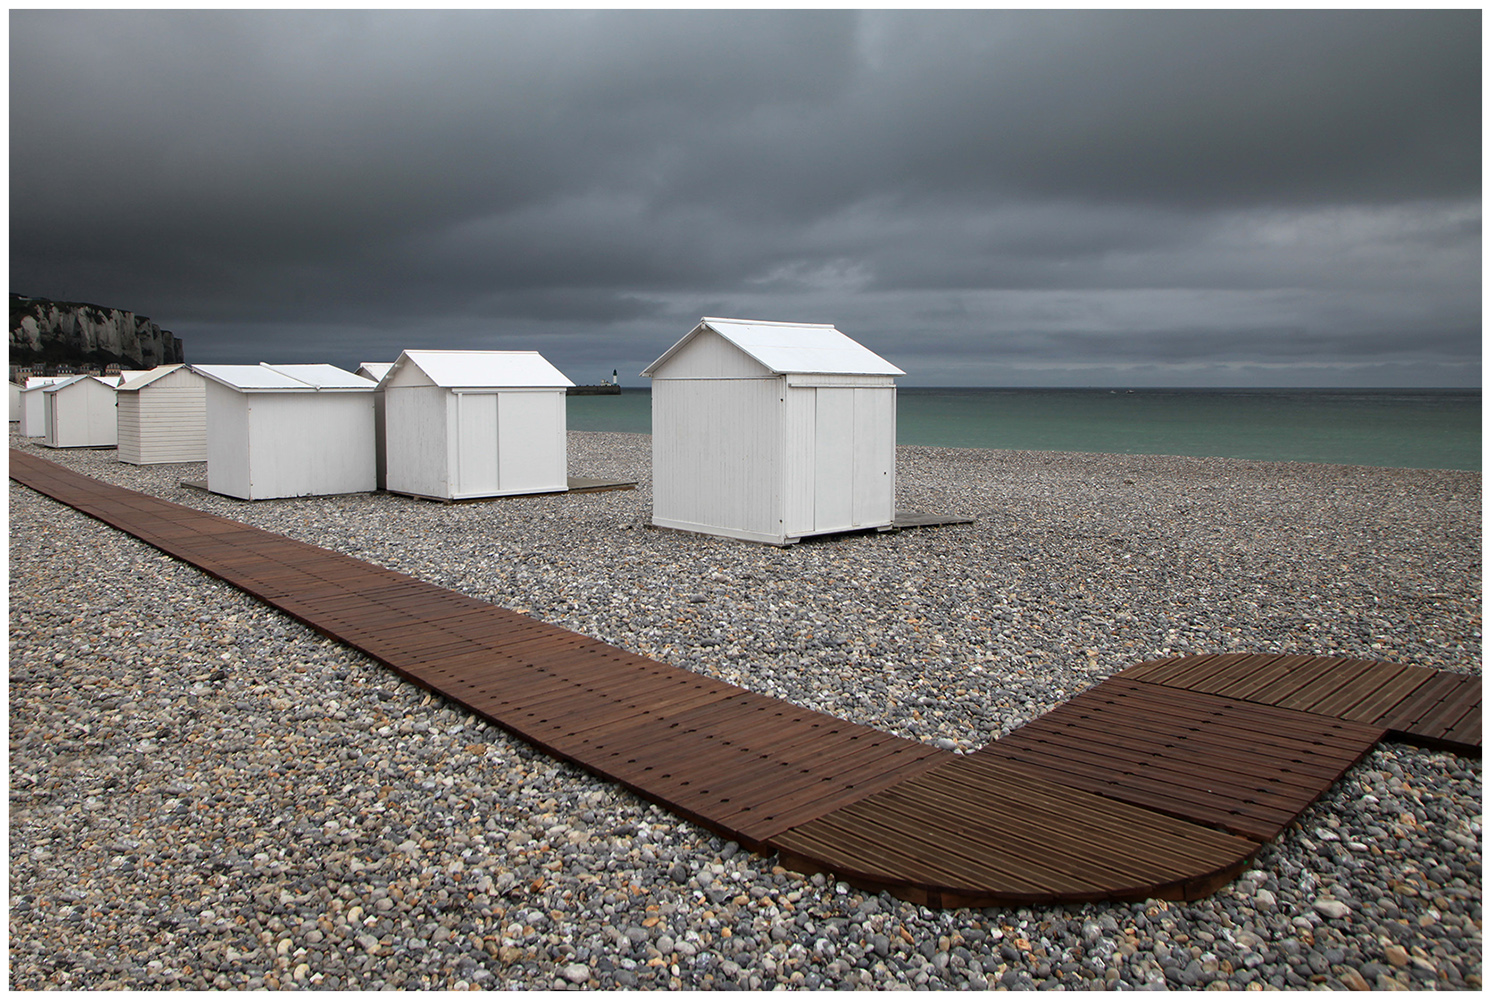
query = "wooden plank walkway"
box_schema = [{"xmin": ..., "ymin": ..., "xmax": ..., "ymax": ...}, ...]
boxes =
[
  {"xmin": 8, "ymin": 451, "xmax": 945, "ymax": 851},
  {"xmin": 10, "ymin": 449, "xmax": 1479, "ymax": 908},
  {"xmin": 1120, "ymin": 652, "xmax": 1480, "ymax": 754},
  {"xmin": 975, "ymin": 677, "xmax": 1388, "ymax": 842}
]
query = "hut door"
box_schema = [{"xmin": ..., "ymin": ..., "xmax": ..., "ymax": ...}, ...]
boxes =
[
  {"xmin": 45, "ymin": 393, "xmax": 59, "ymax": 445},
  {"xmin": 813, "ymin": 389, "xmax": 856, "ymax": 529},
  {"xmin": 812, "ymin": 387, "xmax": 894, "ymax": 532},
  {"xmin": 456, "ymin": 392, "xmax": 501, "ymax": 495},
  {"xmin": 851, "ymin": 387, "xmax": 894, "ymax": 525}
]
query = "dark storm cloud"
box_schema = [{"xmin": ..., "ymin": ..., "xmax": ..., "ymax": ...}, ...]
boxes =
[{"xmin": 9, "ymin": 9, "xmax": 1480, "ymax": 385}]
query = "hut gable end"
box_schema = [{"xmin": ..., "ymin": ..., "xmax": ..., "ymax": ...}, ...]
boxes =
[
  {"xmin": 379, "ymin": 350, "xmax": 575, "ymax": 391},
  {"xmin": 383, "ymin": 360, "xmax": 438, "ymax": 389},
  {"xmin": 648, "ymin": 327, "xmax": 772, "ymax": 380},
  {"xmin": 356, "ymin": 362, "xmax": 393, "ymax": 383}
]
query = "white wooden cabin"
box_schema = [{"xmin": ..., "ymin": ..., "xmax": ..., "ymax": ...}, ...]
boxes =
[
  {"xmin": 378, "ymin": 350, "xmax": 574, "ymax": 500},
  {"xmin": 18, "ymin": 376, "xmax": 70, "ymax": 436},
  {"xmin": 193, "ymin": 363, "xmax": 376, "ymax": 500},
  {"xmin": 42, "ymin": 375, "xmax": 120, "ymax": 449},
  {"xmin": 115, "ymin": 364, "xmax": 208, "ymax": 465},
  {"xmin": 641, "ymin": 317, "xmax": 905, "ymax": 545},
  {"xmin": 9, "ymin": 382, "xmax": 20, "ymax": 422},
  {"xmin": 356, "ymin": 362, "xmax": 394, "ymax": 489}
]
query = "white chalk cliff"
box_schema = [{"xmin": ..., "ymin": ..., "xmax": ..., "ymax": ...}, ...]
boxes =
[{"xmin": 10, "ymin": 294, "xmax": 184, "ymax": 368}]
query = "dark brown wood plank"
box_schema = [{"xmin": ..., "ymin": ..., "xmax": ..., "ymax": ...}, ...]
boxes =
[
  {"xmin": 980, "ymin": 682, "xmax": 1384, "ymax": 841},
  {"xmin": 1133, "ymin": 653, "xmax": 1479, "ymax": 755},
  {"xmin": 770, "ymin": 755, "xmax": 1260, "ymax": 904}
]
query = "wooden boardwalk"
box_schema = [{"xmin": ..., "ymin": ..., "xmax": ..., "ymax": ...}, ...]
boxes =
[
  {"xmin": 9, "ymin": 450, "xmax": 1480, "ymax": 907},
  {"xmin": 1120, "ymin": 652, "xmax": 1480, "ymax": 754}
]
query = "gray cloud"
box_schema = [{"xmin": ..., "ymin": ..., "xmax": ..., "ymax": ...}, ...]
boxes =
[{"xmin": 9, "ymin": 9, "xmax": 1480, "ymax": 385}]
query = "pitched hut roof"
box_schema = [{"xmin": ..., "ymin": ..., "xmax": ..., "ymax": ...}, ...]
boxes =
[
  {"xmin": 642, "ymin": 317, "xmax": 905, "ymax": 377},
  {"xmin": 192, "ymin": 363, "xmax": 372, "ymax": 392},
  {"xmin": 377, "ymin": 350, "xmax": 574, "ymax": 390}
]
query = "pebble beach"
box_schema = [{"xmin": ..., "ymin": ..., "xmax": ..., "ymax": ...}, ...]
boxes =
[{"xmin": 8, "ymin": 429, "xmax": 1481, "ymax": 990}]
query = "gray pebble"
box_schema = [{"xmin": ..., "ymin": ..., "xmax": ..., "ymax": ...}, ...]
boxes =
[{"xmin": 7, "ymin": 431, "xmax": 1480, "ymax": 991}]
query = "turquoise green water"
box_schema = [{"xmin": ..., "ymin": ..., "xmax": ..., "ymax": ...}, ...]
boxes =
[{"xmin": 568, "ymin": 388, "xmax": 1481, "ymax": 471}]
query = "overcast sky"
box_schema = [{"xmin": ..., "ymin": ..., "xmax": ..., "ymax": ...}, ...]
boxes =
[{"xmin": 9, "ymin": 9, "xmax": 1481, "ymax": 386}]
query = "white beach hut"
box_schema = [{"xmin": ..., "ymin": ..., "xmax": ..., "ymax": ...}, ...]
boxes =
[
  {"xmin": 641, "ymin": 317, "xmax": 905, "ymax": 545},
  {"xmin": 9, "ymin": 381, "xmax": 21, "ymax": 422},
  {"xmin": 42, "ymin": 375, "xmax": 120, "ymax": 449},
  {"xmin": 17, "ymin": 376, "xmax": 70, "ymax": 436},
  {"xmin": 356, "ymin": 362, "xmax": 394, "ymax": 489},
  {"xmin": 114, "ymin": 364, "xmax": 209, "ymax": 465},
  {"xmin": 193, "ymin": 363, "xmax": 376, "ymax": 500},
  {"xmin": 378, "ymin": 349, "xmax": 574, "ymax": 500}
]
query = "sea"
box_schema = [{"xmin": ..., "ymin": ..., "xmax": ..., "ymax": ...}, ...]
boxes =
[{"xmin": 568, "ymin": 387, "xmax": 1481, "ymax": 472}]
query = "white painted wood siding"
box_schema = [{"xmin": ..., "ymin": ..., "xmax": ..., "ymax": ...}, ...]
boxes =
[
  {"xmin": 385, "ymin": 385, "xmax": 567, "ymax": 499},
  {"xmin": 782, "ymin": 386, "xmax": 816, "ymax": 536},
  {"xmin": 246, "ymin": 394, "xmax": 374, "ymax": 499},
  {"xmin": 813, "ymin": 388, "xmax": 857, "ymax": 530},
  {"xmin": 449, "ymin": 389, "xmax": 570, "ymax": 498},
  {"xmin": 454, "ymin": 392, "xmax": 500, "ymax": 495},
  {"xmin": 494, "ymin": 390, "xmax": 567, "ymax": 497},
  {"xmin": 44, "ymin": 380, "xmax": 118, "ymax": 449},
  {"xmin": 384, "ymin": 386, "xmax": 450, "ymax": 498},
  {"xmin": 117, "ymin": 370, "xmax": 208, "ymax": 464},
  {"xmin": 116, "ymin": 393, "xmax": 143, "ymax": 461},
  {"xmin": 646, "ymin": 325, "xmax": 899, "ymax": 544},
  {"xmin": 851, "ymin": 386, "xmax": 896, "ymax": 528},
  {"xmin": 783, "ymin": 385, "xmax": 896, "ymax": 537},
  {"xmin": 19, "ymin": 387, "xmax": 48, "ymax": 436},
  {"xmin": 648, "ymin": 331, "xmax": 770, "ymax": 380},
  {"xmin": 205, "ymin": 387, "xmax": 374, "ymax": 500},
  {"xmin": 9, "ymin": 383, "xmax": 20, "ymax": 422},
  {"xmin": 205, "ymin": 381, "xmax": 252, "ymax": 499},
  {"xmin": 784, "ymin": 373, "xmax": 896, "ymax": 388},
  {"xmin": 652, "ymin": 378, "xmax": 784, "ymax": 543}
]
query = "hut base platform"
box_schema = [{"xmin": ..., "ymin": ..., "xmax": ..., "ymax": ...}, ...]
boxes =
[
  {"xmin": 889, "ymin": 510, "xmax": 976, "ymax": 530},
  {"xmin": 386, "ymin": 476, "xmax": 637, "ymax": 503},
  {"xmin": 10, "ymin": 449, "xmax": 1479, "ymax": 907},
  {"xmin": 649, "ymin": 510, "xmax": 975, "ymax": 546},
  {"xmin": 181, "ymin": 475, "xmax": 638, "ymax": 502},
  {"xmin": 178, "ymin": 478, "xmax": 376, "ymax": 501}
]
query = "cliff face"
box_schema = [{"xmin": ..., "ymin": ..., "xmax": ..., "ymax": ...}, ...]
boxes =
[{"xmin": 10, "ymin": 293, "xmax": 185, "ymax": 369}]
